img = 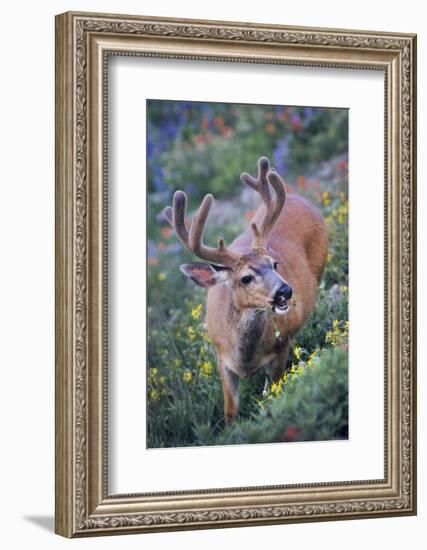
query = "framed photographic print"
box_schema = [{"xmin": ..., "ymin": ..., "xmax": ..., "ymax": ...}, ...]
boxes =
[{"xmin": 55, "ymin": 11, "xmax": 417, "ymax": 537}]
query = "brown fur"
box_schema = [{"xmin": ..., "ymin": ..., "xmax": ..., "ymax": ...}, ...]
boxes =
[{"xmin": 206, "ymin": 193, "xmax": 328, "ymax": 423}]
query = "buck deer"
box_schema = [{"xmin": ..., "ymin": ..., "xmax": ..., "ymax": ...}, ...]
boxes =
[{"xmin": 164, "ymin": 157, "xmax": 328, "ymax": 424}]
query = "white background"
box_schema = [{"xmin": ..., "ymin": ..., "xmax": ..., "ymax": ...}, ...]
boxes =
[
  {"xmin": 109, "ymin": 59, "xmax": 384, "ymax": 493},
  {"xmin": 0, "ymin": 1, "xmax": 424, "ymax": 548}
]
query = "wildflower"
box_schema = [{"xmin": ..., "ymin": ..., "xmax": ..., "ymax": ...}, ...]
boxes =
[
  {"xmin": 199, "ymin": 360, "xmax": 212, "ymax": 377},
  {"xmin": 307, "ymin": 351, "xmax": 318, "ymax": 368},
  {"xmin": 158, "ymin": 272, "xmax": 167, "ymax": 281},
  {"xmin": 290, "ymin": 112, "xmax": 303, "ymax": 131},
  {"xmin": 213, "ymin": 115, "xmax": 224, "ymax": 129},
  {"xmin": 191, "ymin": 303, "xmax": 203, "ymax": 320},
  {"xmin": 280, "ymin": 425, "xmax": 300, "ymax": 442},
  {"xmin": 325, "ymin": 319, "xmax": 349, "ymax": 348},
  {"xmin": 183, "ymin": 370, "xmax": 193, "ymax": 383},
  {"xmin": 194, "ymin": 134, "xmax": 206, "ymax": 145},
  {"xmin": 150, "ymin": 367, "xmax": 158, "ymax": 378},
  {"xmin": 322, "ymin": 191, "xmax": 331, "ymax": 206},
  {"xmin": 278, "ymin": 110, "xmax": 288, "ymax": 122},
  {"xmin": 187, "ymin": 326, "xmax": 196, "ymax": 341},
  {"xmin": 294, "ymin": 346, "xmax": 302, "ymax": 360},
  {"xmin": 201, "ymin": 332, "xmax": 212, "ymax": 343},
  {"xmin": 150, "ymin": 389, "xmax": 158, "ymax": 401},
  {"xmin": 174, "ymin": 358, "xmax": 182, "ymax": 368},
  {"xmin": 296, "ymin": 175, "xmax": 306, "ymax": 190},
  {"xmin": 270, "ymin": 381, "xmax": 282, "ymax": 396},
  {"xmin": 265, "ymin": 122, "xmax": 276, "ymax": 134},
  {"xmin": 159, "ymin": 376, "xmax": 166, "ymax": 385}
]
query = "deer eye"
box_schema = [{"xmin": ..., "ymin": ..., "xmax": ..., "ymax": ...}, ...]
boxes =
[
  {"xmin": 240, "ymin": 275, "xmax": 254, "ymax": 286},
  {"xmin": 273, "ymin": 262, "xmax": 279, "ymax": 270}
]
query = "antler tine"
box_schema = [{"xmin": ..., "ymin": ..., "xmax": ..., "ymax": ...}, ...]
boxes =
[
  {"xmin": 267, "ymin": 169, "xmax": 286, "ymax": 220},
  {"xmin": 164, "ymin": 190, "xmax": 239, "ymax": 268},
  {"xmin": 189, "ymin": 194, "xmax": 239, "ymax": 267},
  {"xmin": 163, "ymin": 190, "xmax": 191, "ymax": 249},
  {"xmin": 241, "ymin": 157, "xmax": 287, "ymax": 249},
  {"xmin": 240, "ymin": 156, "xmax": 273, "ymax": 206},
  {"xmin": 254, "ymin": 168, "xmax": 287, "ymax": 247}
]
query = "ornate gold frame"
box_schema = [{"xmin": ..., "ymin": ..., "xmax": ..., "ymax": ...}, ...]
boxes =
[{"xmin": 55, "ymin": 11, "xmax": 417, "ymax": 537}]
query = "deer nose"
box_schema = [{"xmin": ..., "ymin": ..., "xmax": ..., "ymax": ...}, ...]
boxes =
[{"xmin": 275, "ymin": 283, "xmax": 293, "ymax": 301}]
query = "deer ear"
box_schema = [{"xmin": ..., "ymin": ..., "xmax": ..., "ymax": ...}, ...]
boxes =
[{"xmin": 180, "ymin": 263, "xmax": 231, "ymax": 288}]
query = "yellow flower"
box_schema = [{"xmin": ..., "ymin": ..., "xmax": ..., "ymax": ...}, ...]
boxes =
[
  {"xmin": 322, "ymin": 191, "xmax": 331, "ymax": 206},
  {"xmin": 159, "ymin": 376, "xmax": 166, "ymax": 385},
  {"xmin": 191, "ymin": 303, "xmax": 203, "ymax": 320},
  {"xmin": 150, "ymin": 389, "xmax": 158, "ymax": 401},
  {"xmin": 158, "ymin": 272, "xmax": 167, "ymax": 281},
  {"xmin": 199, "ymin": 360, "xmax": 213, "ymax": 377},
  {"xmin": 150, "ymin": 367, "xmax": 158, "ymax": 378},
  {"xmin": 183, "ymin": 370, "xmax": 193, "ymax": 383},
  {"xmin": 174, "ymin": 358, "xmax": 182, "ymax": 368},
  {"xmin": 307, "ymin": 351, "xmax": 318, "ymax": 368},
  {"xmin": 270, "ymin": 381, "xmax": 282, "ymax": 396},
  {"xmin": 325, "ymin": 319, "xmax": 349, "ymax": 348},
  {"xmin": 202, "ymin": 332, "xmax": 212, "ymax": 343},
  {"xmin": 187, "ymin": 326, "xmax": 196, "ymax": 341},
  {"xmin": 294, "ymin": 346, "xmax": 301, "ymax": 360}
]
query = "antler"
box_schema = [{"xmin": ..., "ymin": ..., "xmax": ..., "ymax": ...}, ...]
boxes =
[
  {"xmin": 164, "ymin": 190, "xmax": 239, "ymax": 268},
  {"xmin": 240, "ymin": 156, "xmax": 286, "ymax": 249}
]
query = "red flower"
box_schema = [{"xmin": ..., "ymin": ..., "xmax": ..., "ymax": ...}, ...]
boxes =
[
  {"xmin": 280, "ymin": 425, "xmax": 300, "ymax": 442},
  {"xmin": 265, "ymin": 122, "xmax": 276, "ymax": 135},
  {"xmin": 337, "ymin": 159, "xmax": 348, "ymax": 171},
  {"xmin": 296, "ymin": 175, "xmax": 307, "ymax": 190},
  {"xmin": 160, "ymin": 226, "xmax": 172, "ymax": 239},
  {"xmin": 221, "ymin": 127, "xmax": 233, "ymax": 137},
  {"xmin": 214, "ymin": 115, "xmax": 225, "ymax": 129}
]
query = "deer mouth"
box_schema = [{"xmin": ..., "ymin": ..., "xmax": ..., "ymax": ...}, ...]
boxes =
[{"xmin": 271, "ymin": 298, "xmax": 290, "ymax": 315}]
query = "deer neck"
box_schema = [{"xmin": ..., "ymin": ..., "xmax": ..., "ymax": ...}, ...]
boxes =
[{"xmin": 229, "ymin": 302, "xmax": 268, "ymax": 373}]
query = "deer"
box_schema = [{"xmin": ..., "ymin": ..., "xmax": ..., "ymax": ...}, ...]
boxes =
[{"xmin": 164, "ymin": 156, "xmax": 328, "ymax": 424}]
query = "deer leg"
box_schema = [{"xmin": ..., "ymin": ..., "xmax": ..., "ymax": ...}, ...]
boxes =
[
  {"xmin": 267, "ymin": 339, "xmax": 290, "ymax": 382},
  {"xmin": 218, "ymin": 361, "xmax": 240, "ymax": 425}
]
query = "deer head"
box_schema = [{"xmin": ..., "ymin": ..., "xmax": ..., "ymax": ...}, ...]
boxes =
[{"xmin": 163, "ymin": 157, "xmax": 293, "ymax": 315}]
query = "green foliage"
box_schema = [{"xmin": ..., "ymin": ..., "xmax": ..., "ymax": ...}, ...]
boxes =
[
  {"xmin": 210, "ymin": 347, "xmax": 348, "ymax": 446},
  {"xmin": 148, "ymin": 101, "xmax": 348, "ymax": 203}
]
